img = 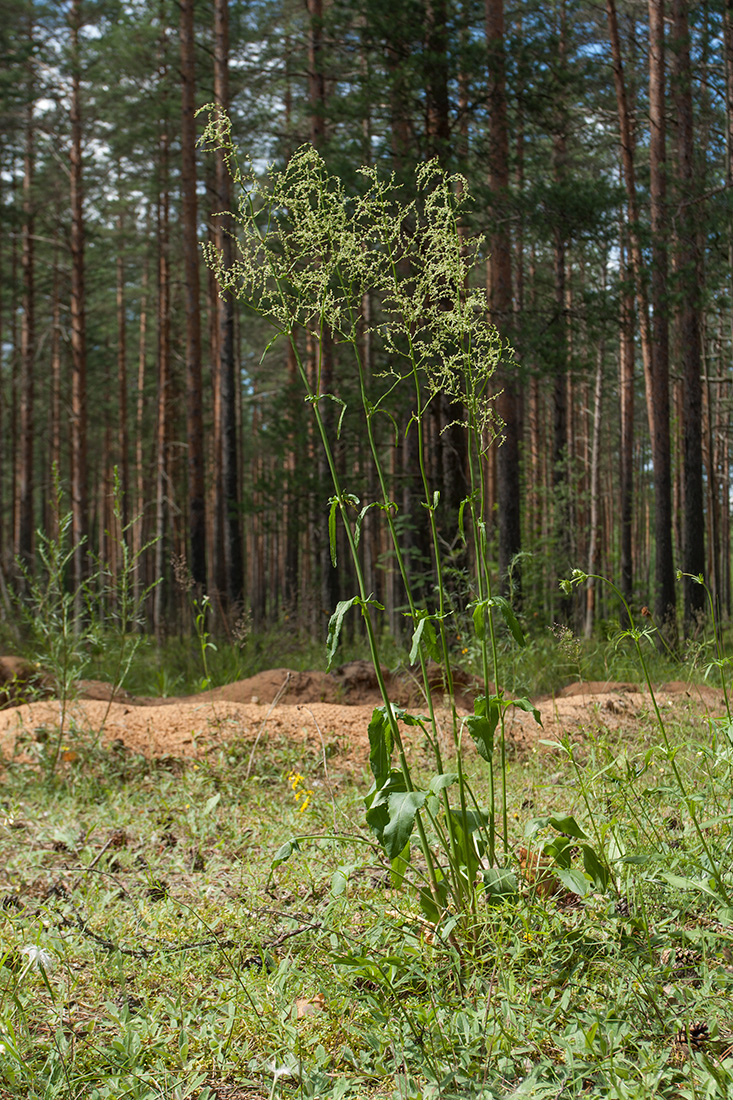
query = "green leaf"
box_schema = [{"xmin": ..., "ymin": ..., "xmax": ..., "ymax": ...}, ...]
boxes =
[
  {"xmin": 447, "ymin": 807, "xmax": 488, "ymax": 833},
  {"xmin": 511, "ymin": 696, "xmax": 543, "ymax": 727},
  {"xmin": 489, "ymin": 595, "xmax": 526, "ymax": 647},
  {"xmin": 354, "ymin": 502, "xmax": 375, "ymax": 549},
  {"xmin": 409, "ymin": 614, "xmax": 441, "ymax": 664},
  {"xmin": 465, "ymin": 696, "xmax": 502, "ymax": 761},
  {"xmin": 390, "ymin": 841, "xmax": 410, "ymax": 889},
  {"xmin": 556, "ymin": 867, "xmax": 590, "ymax": 897},
  {"xmin": 203, "ymin": 793, "xmax": 221, "ymax": 816},
  {"xmin": 581, "ymin": 845, "xmax": 609, "ymax": 890},
  {"xmin": 482, "ymin": 866, "xmax": 518, "ymax": 900},
  {"xmin": 367, "ymin": 706, "xmax": 394, "ymax": 785},
  {"xmin": 325, "ymin": 597, "xmax": 358, "ymax": 669},
  {"xmin": 542, "ymin": 835, "xmax": 574, "ymax": 868},
  {"xmin": 472, "ymin": 601, "xmax": 486, "ymax": 641},
  {"xmin": 382, "ymin": 791, "xmax": 427, "ymax": 860},
  {"xmin": 548, "ymin": 813, "xmax": 588, "ymax": 840},
  {"xmin": 418, "ymin": 879, "xmax": 448, "ymax": 923},
  {"xmin": 328, "ymin": 497, "xmax": 339, "ymax": 567},
  {"xmin": 331, "ymin": 868, "xmax": 349, "ymax": 896},
  {"xmin": 447, "ymin": 807, "xmax": 488, "ymax": 879},
  {"xmin": 661, "ymin": 872, "xmax": 720, "ymax": 899},
  {"xmin": 429, "ymin": 772, "xmax": 459, "ymax": 795},
  {"xmin": 365, "ymin": 770, "xmax": 407, "ymax": 847},
  {"xmin": 271, "ymin": 838, "xmax": 301, "ymax": 872},
  {"xmin": 457, "ymin": 497, "xmax": 469, "ymax": 544}
]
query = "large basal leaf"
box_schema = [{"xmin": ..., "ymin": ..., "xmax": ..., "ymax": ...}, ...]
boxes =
[
  {"xmin": 547, "ymin": 813, "xmax": 588, "ymax": 839},
  {"xmin": 447, "ymin": 807, "xmax": 488, "ymax": 834},
  {"xmin": 367, "ymin": 706, "xmax": 394, "ymax": 785},
  {"xmin": 418, "ymin": 874, "xmax": 448, "ymax": 923},
  {"xmin": 482, "ymin": 866, "xmax": 518, "ymax": 900},
  {"xmin": 364, "ymin": 770, "xmax": 407, "ymax": 846},
  {"xmin": 446, "ymin": 809, "xmax": 484, "ymax": 882},
  {"xmin": 381, "ymin": 790, "xmax": 427, "ymax": 860},
  {"xmin": 390, "ymin": 841, "xmax": 411, "ymax": 889},
  {"xmin": 581, "ymin": 844, "xmax": 609, "ymax": 890},
  {"xmin": 556, "ymin": 867, "xmax": 591, "ymax": 897}
]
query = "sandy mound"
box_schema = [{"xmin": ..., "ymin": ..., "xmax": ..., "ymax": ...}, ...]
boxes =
[{"xmin": 0, "ymin": 657, "xmax": 726, "ymax": 777}]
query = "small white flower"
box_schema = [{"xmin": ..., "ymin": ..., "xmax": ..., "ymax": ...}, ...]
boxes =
[{"xmin": 20, "ymin": 945, "xmax": 54, "ymax": 972}]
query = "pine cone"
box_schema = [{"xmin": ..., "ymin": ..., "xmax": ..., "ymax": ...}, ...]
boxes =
[
  {"xmin": 615, "ymin": 895, "xmax": 632, "ymax": 918},
  {"xmin": 670, "ymin": 1020, "xmax": 709, "ymax": 1064},
  {"xmin": 680, "ymin": 1020, "xmax": 709, "ymax": 1049},
  {"xmin": 660, "ymin": 945, "xmax": 702, "ymax": 979}
]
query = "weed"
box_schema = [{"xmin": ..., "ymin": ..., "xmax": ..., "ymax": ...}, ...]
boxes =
[{"xmin": 199, "ymin": 119, "xmax": 543, "ymax": 927}]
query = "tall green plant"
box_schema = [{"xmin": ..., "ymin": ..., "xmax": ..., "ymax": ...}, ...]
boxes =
[
  {"xmin": 16, "ymin": 472, "xmax": 158, "ymax": 777},
  {"xmin": 16, "ymin": 484, "xmax": 100, "ymax": 779},
  {"xmin": 200, "ymin": 112, "xmax": 541, "ymax": 920}
]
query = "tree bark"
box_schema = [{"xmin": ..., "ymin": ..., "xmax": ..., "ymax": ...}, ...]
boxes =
[
  {"xmin": 133, "ymin": 255, "xmax": 149, "ymax": 610},
  {"xmin": 213, "ymin": 0, "xmax": 243, "ymax": 610},
  {"xmin": 180, "ymin": 0, "xmax": 206, "ymax": 590},
  {"xmin": 49, "ymin": 242, "xmax": 62, "ymax": 539},
  {"xmin": 486, "ymin": 0, "xmax": 520, "ymax": 595},
  {"xmin": 18, "ymin": 50, "xmax": 34, "ymax": 569},
  {"xmin": 648, "ymin": 0, "xmax": 677, "ymax": 634},
  {"xmin": 671, "ymin": 0, "xmax": 705, "ymax": 629},
  {"xmin": 585, "ymin": 340, "xmax": 604, "ymax": 637},
  {"xmin": 116, "ymin": 195, "xmax": 129, "ymax": 535},
  {"xmin": 619, "ymin": 238, "xmax": 635, "ymax": 616},
  {"xmin": 153, "ymin": 13, "xmax": 170, "ymax": 636},
  {"xmin": 307, "ymin": 0, "xmax": 339, "ymax": 622},
  {"xmin": 69, "ymin": 0, "xmax": 87, "ymax": 591}
]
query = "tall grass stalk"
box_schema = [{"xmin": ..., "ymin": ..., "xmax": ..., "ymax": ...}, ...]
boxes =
[{"xmin": 200, "ymin": 112, "xmax": 541, "ymax": 920}]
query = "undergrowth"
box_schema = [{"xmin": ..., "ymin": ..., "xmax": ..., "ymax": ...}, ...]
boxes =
[{"xmin": 2, "ymin": 702, "xmax": 733, "ymax": 1099}]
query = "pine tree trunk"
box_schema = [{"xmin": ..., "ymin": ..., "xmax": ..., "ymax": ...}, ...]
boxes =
[
  {"xmin": 486, "ymin": 0, "xmax": 520, "ymax": 597},
  {"xmin": 305, "ymin": 0, "xmax": 339, "ymax": 623},
  {"xmin": 49, "ymin": 244, "xmax": 61, "ymax": 539},
  {"xmin": 180, "ymin": 0, "xmax": 206, "ymax": 590},
  {"xmin": 18, "ymin": 61, "xmax": 34, "ymax": 569},
  {"xmin": 133, "ymin": 259, "xmax": 148, "ymax": 612},
  {"xmin": 213, "ymin": 0, "xmax": 243, "ymax": 611},
  {"xmin": 69, "ymin": 0, "xmax": 87, "ymax": 593},
  {"xmin": 619, "ymin": 239, "xmax": 635, "ymax": 615},
  {"xmin": 585, "ymin": 330, "xmax": 604, "ymax": 637},
  {"xmin": 153, "ymin": 17, "xmax": 170, "ymax": 637},
  {"xmin": 672, "ymin": 0, "xmax": 705, "ymax": 629},
  {"xmin": 116, "ymin": 199, "xmax": 129, "ymax": 535},
  {"xmin": 648, "ymin": 0, "xmax": 677, "ymax": 634}
]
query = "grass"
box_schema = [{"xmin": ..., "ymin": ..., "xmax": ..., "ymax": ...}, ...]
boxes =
[
  {"xmin": 2, "ymin": 690, "xmax": 733, "ymax": 1098},
  {"xmin": 26, "ymin": 610, "xmax": 721, "ymax": 704}
]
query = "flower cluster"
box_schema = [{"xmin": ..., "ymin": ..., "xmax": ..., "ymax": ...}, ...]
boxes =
[
  {"xmin": 287, "ymin": 771, "xmax": 313, "ymax": 813},
  {"xmin": 197, "ymin": 112, "xmax": 505, "ymax": 443}
]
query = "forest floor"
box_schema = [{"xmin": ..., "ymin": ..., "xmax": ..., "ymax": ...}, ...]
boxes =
[
  {"xmin": 2, "ymin": 656, "xmax": 733, "ymax": 1097},
  {"xmin": 0, "ymin": 657, "xmax": 724, "ymax": 776}
]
